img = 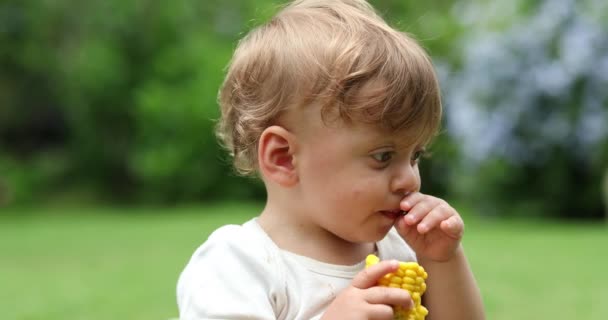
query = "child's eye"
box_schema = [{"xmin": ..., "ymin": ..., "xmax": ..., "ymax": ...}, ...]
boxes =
[
  {"xmin": 371, "ymin": 151, "xmax": 393, "ymax": 163},
  {"xmin": 411, "ymin": 149, "xmax": 426, "ymax": 162}
]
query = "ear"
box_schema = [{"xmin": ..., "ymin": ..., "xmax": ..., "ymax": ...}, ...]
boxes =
[{"xmin": 258, "ymin": 126, "xmax": 299, "ymax": 187}]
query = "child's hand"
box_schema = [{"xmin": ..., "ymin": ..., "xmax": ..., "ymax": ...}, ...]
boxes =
[
  {"xmin": 395, "ymin": 192, "xmax": 464, "ymax": 262},
  {"xmin": 320, "ymin": 260, "xmax": 413, "ymax": 320}
]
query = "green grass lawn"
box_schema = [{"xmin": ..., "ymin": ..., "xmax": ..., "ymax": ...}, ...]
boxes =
[{"xmin": 1, "ymin": 204, "xmax": 607, "ymax": 319}]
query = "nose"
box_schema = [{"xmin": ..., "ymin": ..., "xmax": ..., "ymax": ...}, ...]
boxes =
[{"xmin": 390, "ymin": 161, "xmax": 421, "ymax": 196}]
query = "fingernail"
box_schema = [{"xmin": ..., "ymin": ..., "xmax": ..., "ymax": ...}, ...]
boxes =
[{"xmin": 418, "ymin": 223, "xmax": 427, "ymax": 232}]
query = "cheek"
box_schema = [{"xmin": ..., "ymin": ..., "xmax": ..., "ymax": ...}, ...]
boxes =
[
  {"xmin": 305, "ymin": 167, "xmax": 365, "ymax": 203},
  {"xmin": 350, "ymin": 184, "xmax": 368, "ymax": 199},
  {"xmin": 414, "ymin": 167, "xmax": 422, "ymax": 190},
  {"xmin": 331, "ymin": 177, "xmax": 379, "ymax": 205},
  {"xmin": 318, "ymin": 185, "xmax": 367, "ymax": 219},
  {"xmin": 300, "ymin": 151, "xmax": 348, "ymax": 185}
]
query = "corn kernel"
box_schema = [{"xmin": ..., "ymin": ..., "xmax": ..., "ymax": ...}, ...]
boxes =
[{"xmin": 365, "ymin": 254, "xmax": 428, "ymax": 320}]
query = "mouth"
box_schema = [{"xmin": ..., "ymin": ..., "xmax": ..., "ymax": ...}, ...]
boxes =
[{"xmin": 380, "ymin": 209, "xmax": 405, "ymax": 220}]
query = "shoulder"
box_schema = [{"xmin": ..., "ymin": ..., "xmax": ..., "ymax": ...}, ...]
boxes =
[
  {"xmin": 200, "ymin": 222, "xmax": 269, "ymax": 255},
  {"xmin": 376, "ymin": 227, "xmax": 418, "ymax": 262},
  {"xmin": 178, "ymin": 220, "xmax": 283, "ymax": 285},
  {"xmin": 177, "ymin": 220, "xmax": 286, "ymax": 319},
  {"xmin": 187, "ymin": 220, "xmax": 279, "ymax": 264}
]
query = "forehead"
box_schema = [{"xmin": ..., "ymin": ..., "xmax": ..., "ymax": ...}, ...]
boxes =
[
  {"xmin": 281, "ymin": 96, "xmax": 432, "ymax": 150},
  {"xmin": 307, "ymin": 117, "xmax": 427, "ymax": 154},
  {"xmin": 345, "ymin": 121, "xmax": 428, "ymax": 149}
]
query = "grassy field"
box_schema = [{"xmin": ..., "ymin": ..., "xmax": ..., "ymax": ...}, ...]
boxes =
[{"xmin": 1, "ymin": 204, "xmax": 607, "ymax": 320}]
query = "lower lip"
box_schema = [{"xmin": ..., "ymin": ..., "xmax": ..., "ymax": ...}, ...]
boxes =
[{"xmin": 381, "ymin": 211, "xmax": 402, "ymax": 220}]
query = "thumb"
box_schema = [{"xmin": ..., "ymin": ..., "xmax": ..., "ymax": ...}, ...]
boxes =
[
  {"xmin": 394, "ymin": 216, "xmax": 415, "ymax": 240},
  {"xmin": 352, "ymin": 259, "xmax": 399, "ymax": 289}
]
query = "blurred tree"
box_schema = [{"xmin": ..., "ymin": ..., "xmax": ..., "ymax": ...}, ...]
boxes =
[{"xmin": 0, "ymin": 0, "xmax": 273, "ymax": 204}]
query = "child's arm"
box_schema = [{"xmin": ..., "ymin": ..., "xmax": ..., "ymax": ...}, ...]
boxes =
[
  {"xmin": 418, "ymin": 247, "xmax": 485, "ymax": 320},
  {"xmin": 396, "ymin": 192, "xmax": 485, "ymax": 320}
]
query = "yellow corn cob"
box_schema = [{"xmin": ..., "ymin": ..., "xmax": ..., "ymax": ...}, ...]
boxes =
[{"xmin": 365, "ymin": 254, "xmax": 429, "ymax": 320}]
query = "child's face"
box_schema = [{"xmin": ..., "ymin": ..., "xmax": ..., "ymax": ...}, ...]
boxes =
[{"xmin": 294, "ymin": 114, "xmax": 425, "ymax": 244}]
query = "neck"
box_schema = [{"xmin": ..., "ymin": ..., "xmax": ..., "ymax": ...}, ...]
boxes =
[{"xmin": 258, "ymin": 200, "xmax": 375, "ymax": 265}]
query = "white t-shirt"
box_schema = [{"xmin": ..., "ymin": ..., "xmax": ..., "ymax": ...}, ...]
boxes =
[{"xmin": 177, "ymin": 218, "xmax": 417, "ymax": 320}]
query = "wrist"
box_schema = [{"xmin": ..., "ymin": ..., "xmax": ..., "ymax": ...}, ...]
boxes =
[{"xmin": 417, "ymin": 244, "xmax": 464, "ymax": 265}]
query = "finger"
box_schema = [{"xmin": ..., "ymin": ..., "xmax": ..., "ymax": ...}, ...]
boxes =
[
  {"xmin": 395, "ymin": 215, "xmax": 411, "ymax": 234},
  {"xmin": 400, "ymin": 192, "xmax": 425, "ymax": 213},
  {"xmin": 403, "ymin": 196, "xmax": 442, "ymax": 226},
  {"xmin": 352, "ymin": 260, "xmax": 399, "ymax": 289},
  {"xmin": 367, "ymin": 304, "xmax": 396, "ymax": 320},
  {"xmin": 367, "ymin": 304, "xmax": 395, "ymax": 320},
  {"xmin": 364, "ymin": 286, "xmax": 413, "ymax": 309},
  {"xmin": 416, "ymin": 202, "xmax": 453, "ymax": 234},
  {"xmin": 440, "ymin": 214, "xmax": 464, "ymax": 239},
  {"xmin": 395, "ymin": 216, "xmax": 418, "ymax": 240}
]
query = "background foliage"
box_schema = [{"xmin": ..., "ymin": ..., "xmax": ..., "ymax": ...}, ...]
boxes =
[
  {"xmin": 442, "ymin": 0, "xmax": 608, "ymax": 219},
  {"xmin": 1, "ymin": 0, "xmax": 606, "ymax": 219}
]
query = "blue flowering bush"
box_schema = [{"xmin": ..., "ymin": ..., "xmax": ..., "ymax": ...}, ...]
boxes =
[{"xmin": 442, "ymin": 0, "xmax": 608, "ymax": 218}]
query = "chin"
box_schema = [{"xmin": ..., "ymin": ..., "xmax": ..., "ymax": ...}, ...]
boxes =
[
  {"xmin": 375, "ymin": 224, "xmax": 394, "ymax": 239},
  {"xmin": 358, "ymin": 227, "xmax": 391, "ymax": 243}
]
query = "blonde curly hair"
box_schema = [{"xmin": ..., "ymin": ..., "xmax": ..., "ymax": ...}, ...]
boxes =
[{"xmin": 217, "ymin": 0, "xmax": 442, "ymax": 175}]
